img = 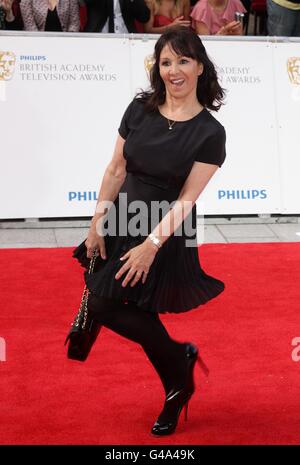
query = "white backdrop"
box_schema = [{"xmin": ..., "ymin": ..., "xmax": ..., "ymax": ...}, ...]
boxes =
[
  {"xmin": 0, "ymin": 34, "xmax": 299, "ymax": 218},
  {"xmin": 0, "ymin": 36, "xmax": 131, "ymax": 218},
  {"xmin": 273, "ymin": 43, "xmax": 300, "ymax": 214}
]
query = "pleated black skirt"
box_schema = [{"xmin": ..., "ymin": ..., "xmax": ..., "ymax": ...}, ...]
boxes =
[{"xmin": 73, "ymin": 173, "xmax": 224, "ymax": 314}]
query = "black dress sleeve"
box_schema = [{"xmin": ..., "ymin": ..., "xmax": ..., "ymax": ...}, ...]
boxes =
[
  {"xmin": 195, "ymin": 125, "xmax": 226, "ymax": 168},
  {"xmin": 118, "ymin": 99, "xmax": 136, "ymax": 140}
]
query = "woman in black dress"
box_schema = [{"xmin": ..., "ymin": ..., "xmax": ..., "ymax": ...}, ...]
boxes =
[{"xmin": 73, "ymin": 27, "xmax": 226, "ymax": 436}]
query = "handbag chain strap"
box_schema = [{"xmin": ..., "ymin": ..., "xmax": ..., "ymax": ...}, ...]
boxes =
[{"xmin": 73, "ymin": 250, "xmax": 98, "ymax": 330}]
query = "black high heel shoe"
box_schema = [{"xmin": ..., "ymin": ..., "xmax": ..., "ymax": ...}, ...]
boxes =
[{"xmin": 151, "ymin": 343, "xmax": 209, "ymax": 436}]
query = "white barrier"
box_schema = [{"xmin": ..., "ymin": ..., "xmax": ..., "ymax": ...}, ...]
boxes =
[
  {"xmin": 273, "ymin": 43, "xmax": 300, "ymax": 214},
  {"xmin": 0, "ymin": 33, "xmax": 299, "ymax": 218}
]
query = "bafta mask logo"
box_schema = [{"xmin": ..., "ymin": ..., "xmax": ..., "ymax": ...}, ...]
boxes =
[
  {"xmin": 287, "ymin": 57, "xmax": 300, "ymax": 85},
  {"xmin": 0, "ymin": 51, "xmax": 16, "ymax": 81},
  {"xmin": 144, "ymin": 54, "xmax": 155, "ymax": 80}
]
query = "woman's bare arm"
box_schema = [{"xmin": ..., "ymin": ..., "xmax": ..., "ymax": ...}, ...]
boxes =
[
  {"xmin": 149, "ymin": 161, "xmax": 219, "ymax": 246},
  {"xmin": 183, "ymin": 0, "xmax": 191, "ymax": 20},
  {"xmin": 194, "ymin": 20, "xmax": 210, "ymax": 35},
  {"xmin": 85, "ymin": 134, "xmax": 127, "ymax": 258}
]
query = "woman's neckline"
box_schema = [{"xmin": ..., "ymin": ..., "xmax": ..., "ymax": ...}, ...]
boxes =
[
  {"xmin": 157, "ymin": 106, "xmax": 207, "ymax": 123},
  {"xmin": 208, "ymin": 0, "xmax": 229, "ymax": 14}
]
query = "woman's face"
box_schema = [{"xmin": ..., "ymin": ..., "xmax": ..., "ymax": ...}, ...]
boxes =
[{"xmin": 158, "ymin": 43, "xmax": 203, "ymax": 99}]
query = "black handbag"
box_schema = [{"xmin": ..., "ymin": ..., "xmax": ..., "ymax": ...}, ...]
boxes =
[{"xmin": 65, "ymin": 250, "xmax": 101, "ymax": 361}]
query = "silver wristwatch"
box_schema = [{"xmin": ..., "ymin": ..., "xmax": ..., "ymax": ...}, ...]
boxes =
[{"xmin": 148, "ymin": 233, "xmax": 162, "ymax": 249}]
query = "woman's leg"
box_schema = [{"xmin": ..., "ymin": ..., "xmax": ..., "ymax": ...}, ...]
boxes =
[{"xmin": 87, "ymin": 293, "xmax": 188, "ymax": 394}]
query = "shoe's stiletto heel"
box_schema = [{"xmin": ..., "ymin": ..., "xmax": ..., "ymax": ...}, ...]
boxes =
[
  {"xmin": 151, "ymin": 343, "xmax": 208, "ymax": 436},
  {"xmin": 197, "ymin": 354, "xmax": 209, "ymax": 377},
  {"xmin": 184, "ymin": 401, "xmax": 189, "ymax": 422}
]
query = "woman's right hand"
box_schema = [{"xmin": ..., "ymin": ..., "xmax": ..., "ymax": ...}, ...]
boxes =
[
  {"xmin": 217, "ymin": 21, "xmax": 243, "ymax": 36},
  {"xmin": 170, "ymin": 16, "xmax": 191, "ymax": 29},
  {"xmin": 85, "ymin": 219, "xmax": 107, "ymax": 260}
]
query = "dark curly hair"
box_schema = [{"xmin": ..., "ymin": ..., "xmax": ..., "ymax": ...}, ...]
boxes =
[{"xmin": 138, "ymin": 27, "xmax": 225, "ymax": 112}]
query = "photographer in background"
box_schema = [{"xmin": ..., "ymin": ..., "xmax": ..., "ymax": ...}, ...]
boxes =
[
  {"xmin": 20, "ymin": 0, "xmax": 80, "ymax": 32},
  {"xmin": 191, "ymin": 0, "xmax": 246, "ymax": 35},
  {"xmin": 0, "ymin": 0, "xmax": 23, "ymax": 29},
  {"xmin": 83, "ymin": 0, "xmax": 150, "ymax": 33},
  {"xmin": 267, "ymin": 0, "xmax": 300, "ymax": 37},
  {"xmin": 143, "ymin": 0, "xmax": 191, "ymax": 33}
]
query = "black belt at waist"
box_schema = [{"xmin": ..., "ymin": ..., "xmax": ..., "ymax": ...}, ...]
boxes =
[{"xmin": 127, "ymin": 171, "xmax": 184, "ymax": 191}]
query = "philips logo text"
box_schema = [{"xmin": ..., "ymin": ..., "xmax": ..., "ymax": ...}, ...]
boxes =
[
  {"xmin": 20, "ymin": 56, "xmax": 46, "ymax": 61},
  {"xmin": 218, "ymin": 189, "xmax": 267, "ymax": 200},
  {"xmin": 69, "ymin": 191, "xmax": 97, "ymax": 201}
]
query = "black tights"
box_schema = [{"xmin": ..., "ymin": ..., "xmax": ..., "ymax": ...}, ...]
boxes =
[{"xmin": 87, "ymin": 293, "xmax": 187, "ymax": 395}]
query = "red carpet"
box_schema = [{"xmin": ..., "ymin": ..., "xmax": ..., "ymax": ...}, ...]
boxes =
[{"xmin": 0, "ymin": 243, "xmax": 300, "ymax": 445}]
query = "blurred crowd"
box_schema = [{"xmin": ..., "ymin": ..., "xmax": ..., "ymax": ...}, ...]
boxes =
[{"xmin": 0, "ymin": 0, "xmax": 299, "ymax": 37}]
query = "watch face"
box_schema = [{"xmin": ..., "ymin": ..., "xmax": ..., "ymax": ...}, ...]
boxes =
[{"xmin": 153, "ymin": 236, "xmax": 161, "ymax": 247}]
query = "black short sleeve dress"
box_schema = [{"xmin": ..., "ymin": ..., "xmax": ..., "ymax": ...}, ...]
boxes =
[{"xmin": 73, "ymin": 98, "xmax": 226, "ymax": 314}]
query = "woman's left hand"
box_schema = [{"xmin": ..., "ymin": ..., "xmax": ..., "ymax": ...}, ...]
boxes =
[{"xmin": 115, "ymin": 240, "xmax": 158, "ymax": 287}]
